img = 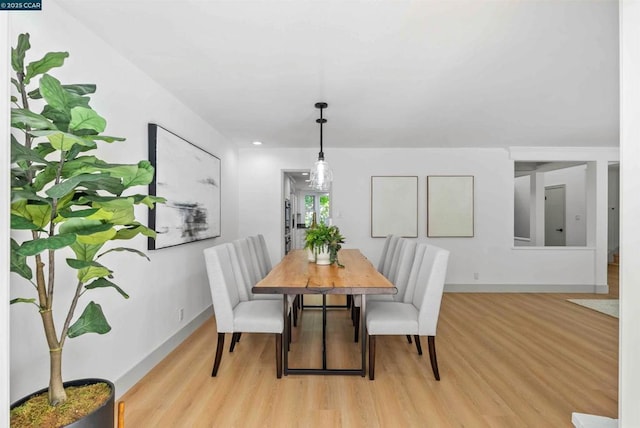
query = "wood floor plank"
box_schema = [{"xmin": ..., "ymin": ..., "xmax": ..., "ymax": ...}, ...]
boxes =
[{"xmin": 119, "ymin": 267, "xmax": 619, "ymax": 427}]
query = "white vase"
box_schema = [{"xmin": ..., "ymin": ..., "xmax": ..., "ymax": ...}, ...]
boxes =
[
  {"xmin": 307, "ymin": 248, "xmax": 316, "ymax": 262},
  {"xmin": 315, "ymin": 246, "xmax": 330, "ymax": 265}
]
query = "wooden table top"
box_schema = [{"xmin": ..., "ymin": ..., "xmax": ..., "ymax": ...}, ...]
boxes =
[{"xmin": 253, "ymin": 249, "xmax": 396, "ymax": 295}]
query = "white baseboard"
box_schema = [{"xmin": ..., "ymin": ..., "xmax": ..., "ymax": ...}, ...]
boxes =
[
  {"xmin": 444, "ymin": 283, "xmax": 605, "ymax": 293},
  {"xmin": 114, "ymin": 305, "xmax": 213, "ymax": 399}
]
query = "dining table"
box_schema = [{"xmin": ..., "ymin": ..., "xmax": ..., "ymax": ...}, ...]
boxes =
[{"xmin": 252, "ymin": 248, "xmax": 396, "ymax": 376}]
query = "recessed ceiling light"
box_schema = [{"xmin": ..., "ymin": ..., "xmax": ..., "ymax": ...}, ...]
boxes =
[
  {"xmin": 252, "ymin": 141, "xmax": 263, "ymax": 146},
  {"xmin": 302, "ymin": 172, "xmax": 309, "ymax": 176}
]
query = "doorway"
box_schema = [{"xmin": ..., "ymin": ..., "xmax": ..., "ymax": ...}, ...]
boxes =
[
  {"xmin": 283, "ymin": 170, "xmax": 331, "ymax": 254},
  {"xmin": 545, "ymin": 185, "xmax": 566, "ymax": 246}
]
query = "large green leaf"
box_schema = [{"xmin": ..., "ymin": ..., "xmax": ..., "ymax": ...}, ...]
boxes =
[
  {"xmin": 76, "ymin": 228, "xmax": 117, "ymax": 245},
  {"xmin": 55, "ymin": 191, "xmax": 81, "ymax": 213},
  {"xmin": 10, "ymin": 298, "xmax": 37, "ymax": 306},
  {"xmin": 28, "ymin": 83, "xmax": 96, "ymax": 100},
  {"xmin": 66, "ymin": 258, "xmax": 105, "ymax": 269},
  {"xmin": 48, "ymin": 131, "xmax": 93, "ymax": 151},
  {"xmin": 124, "ymin": 161, "xmax": 154, "ymax": 187},
  {"xmin": 39, "ymin": 74, "xmax": 69, "ymax": 113},
  {"xmin": 90, "ymin": 135, "xmax": 126, "ymax": 143},
  {"xmin": 61, "ymin": 159, "xmax": 151, "ymax": 188},
  {"xmin": 85, "ymin": 277, "xmax": 129, "ymax": 299},
  {"xmin": 84, "ymin": 208, "xmax": 114, "ymax": 222},
  {"xmin": 81, "ymin": 176, "xmax": 126, "ymax": 196},
  {"xmin": 114, "ymin": 223, "xmax": 157, "ymax": 240},
  {"xmin": 24, "ymin": 51, "xmax": 69, "ymax": 85},
  {"xmin": 32, "ymin": 165, "xmax": 58, "ymax": 192},
  {"xmin": 58, "ymin": 208, "xmax": 100, "ymax": 219},
  {"xmin": 24, "ymin": 204, "xmax": 52, "ymax": 228},
  {"xmin": 87, "ymin": 204, "xmax": 133, "ymax": 226},
  {"xmin": 11, "ymin": 188, "xmax": 52, "ymax": 205},
  {"xmin": 98, "ymin": 246, "xmax": 150, "ymax": 261},
  {"xmin": 61, "ymin": 156, "xmax": 98, "ymax": 176},
  {"xmin": 17, "ymin": 233, "xmax": 76, "ymax": 256},
  {"xmin": 11, "ymin": 134, "xmax": 48, "ymax": 164},
  {"xmin": 41, "ymin": 104, "xmax": 70, "ymax": 131},
  {"xmin": 34, "ymin": 142, "xmax": 56, "ymax": 158},
  {"xmin": 77, "ymin": 195, "xmax": 126, "ymax": 205},
  {"xmin": 70, "ymin": 241, "xmax": 103, "ymax": 262},
  {"xmin": 11, "ymin": 108, "xmax": 54, "ymax": 130},
  {"xmin": 66, "ymin": 258, "xmax": 112, "ymax": 282},
  {"xmin": 11, "ymin": 33, "xmax": 30, "ymax": 73},
  {"xmin": 67, "ymin": 301, "xmax": 111, "ymax": 338},
  {"xmin": 11, "ymin": 200, "xmax": 29, "ymax": 218},
  {"xmin": 10, "ymin": 214, "xmax": 41, "ymax": 230},
  {"xmin": 132, "ymin": 194, "xmax": 167, "ymax": 209},
  {"xmin": 59, "ymin": 218, "xmax": 113, "ymax": 235},
  {"xmin": 45, "ymin": 173, "xmax": 112, "ymax": 199},
  {"xmin": 65, "ymin": 140, "xmax": 98, "ymax": 158},
  {"xmin": 69, "ymin": 107, "xmax": 106, "ymax": 133},
  {"xmin": 10, "ymin": 239, "xmax": 33, "ymax": 280}
]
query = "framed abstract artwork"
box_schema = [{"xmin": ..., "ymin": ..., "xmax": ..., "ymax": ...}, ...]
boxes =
[
  {"xmin": 148, "ymin": 123, "xmax": 221, "ymax": 249},
  {"xmin": 427, "ymin": 175, "xmax": 474, "ymax": 237},
  {"xmin": 371, "ymin": 176, "xmax": 418, "ymax": 237}
]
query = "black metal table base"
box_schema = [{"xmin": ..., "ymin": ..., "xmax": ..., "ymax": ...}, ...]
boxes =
[{"xmin": 283, "ymin": 293, "xmax": 366, "ymax": 377}]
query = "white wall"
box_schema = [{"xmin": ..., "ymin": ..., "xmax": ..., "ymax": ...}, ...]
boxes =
[
  {"xmin": 514, "ymin": 175, "xmax": 531, "ymax": 239},
  {"xmin": 620, "ymin": 1, "xmax": 640, "ymax": 424},
  {"xmin": 8, "ymin": 4, "xmax": 238, "ymax": 401},
  {"xmin": 239, "ymin": 146, "xmax": 615, "ymax": 292}
]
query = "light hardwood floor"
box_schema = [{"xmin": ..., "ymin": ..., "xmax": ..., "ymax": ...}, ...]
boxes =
[{"xmin": 119, "ymin": 267, "xmax": 619, "ymax": 427}]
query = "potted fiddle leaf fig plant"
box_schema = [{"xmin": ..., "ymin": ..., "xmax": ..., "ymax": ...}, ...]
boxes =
[
  {"xmin": 9, "ymin": 33, "xmax": 165, "ymax": 427},
  {"xmin": 304, "ymin": 223, "xmax": 345, "ymax": 266}
]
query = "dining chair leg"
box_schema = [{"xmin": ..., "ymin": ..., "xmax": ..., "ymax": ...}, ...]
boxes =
[
  {"xmin": 353, "ymin": 306, "xmax": 360, "ymax": 342},
  {"xmin": 428, "ymin": 336, "xmax": 440, "ymax": 381},
  {"xmin": 229, "ymin": 332, "xmax": 241, "ymax": 352},
  {"xmin": 414, "ymin": 335, "xmax": 422, "ymax": 355},
  {"xmin": 406, "ymin": 335, "xmax": 412, "ymax": 344},
  {"xmin": 276, "ymin": 333, "xmax": 283, "ymax": 379},
  {"xmin": 212, "ymin": 333, "xmax": 225, "ymax": 377},
  {"xmin": 293, "ymin": 297, "xmax": 298, "ymax": 327},
  {"xmin": 288, "ymin": 312, "xmax": 292, "ymax": 350},
  {"xmin": 368, "ymin": 335, "xmax": 376, "ymax": 380}
]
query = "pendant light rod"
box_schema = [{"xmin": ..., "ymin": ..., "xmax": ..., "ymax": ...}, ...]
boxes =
[{"xmin": 315, "ymin": 102, "xmax": 327, "ymax": 160}]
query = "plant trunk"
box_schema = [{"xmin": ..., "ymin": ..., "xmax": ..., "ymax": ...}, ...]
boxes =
[
  {"xmin": 40, "ymin": 301, "xmax": 66, "ymax": 405},
  {"xmin": 48, "ymin": 348, "xmax": 66, "ymax": 405}
]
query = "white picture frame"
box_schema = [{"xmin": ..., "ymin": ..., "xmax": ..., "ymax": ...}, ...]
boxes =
[
  {"xmin": 371, "ymin": 176, "xmax": 418, "ymax": 238},
  {"xmin": 148, "ymin": 124, "xmax": 221, "ymax": 249},
  {"xmin": 427, "ymin": 175, "xmax": 474, "ymax": 237}
]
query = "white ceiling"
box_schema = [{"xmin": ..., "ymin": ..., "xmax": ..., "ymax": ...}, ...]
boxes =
[{"xmin": 57, "ymin": 0, "xmax": 619, "ymax": 150}]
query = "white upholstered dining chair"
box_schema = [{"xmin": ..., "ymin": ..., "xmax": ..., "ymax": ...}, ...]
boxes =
[
  {"xmin": 203, "ymin": 243, "xmax": 284, "ymax": 378},
  {"xmin": 366, "ymin": 243, "xmax": 449, "ymax": 380},
  {"xmin": 352, "ymin": 238, "xmax": 416, "ymax": 341}
]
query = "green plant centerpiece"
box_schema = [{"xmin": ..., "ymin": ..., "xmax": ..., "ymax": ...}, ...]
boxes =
[
  {"xmin": 304, "ymin": 223, "xmax": 345, "ymax": 266},
  {"xmin": 9, "ymin": 33, "xmax": 164, "ymax": 423}
]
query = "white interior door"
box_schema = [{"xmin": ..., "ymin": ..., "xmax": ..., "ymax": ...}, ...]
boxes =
[{"xmin": 545, "ymin": 185, "xmax": 566, "ymax": 246}]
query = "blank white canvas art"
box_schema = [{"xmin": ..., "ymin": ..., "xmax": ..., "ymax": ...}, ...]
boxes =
[
  {"xmin": 427, "ymin": 175, "xmax": 474, "ymax": 237},
  {"xmin": 371, "ymin": 176, "xmax": 418, "ymax": 237},
  {"xmin": 148, "ymin": 124, "xmax": 221, "ymax": 249}
]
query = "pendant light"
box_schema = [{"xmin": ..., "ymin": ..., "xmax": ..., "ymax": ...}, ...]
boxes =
[{"xmin": 310, "ymin": 102, "xmax": 333, "ymax": 191}]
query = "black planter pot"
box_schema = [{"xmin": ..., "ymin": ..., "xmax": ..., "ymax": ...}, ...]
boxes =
[{"xmin": 11, "ymin": 378, "xmax": 115, "ymax": 427}]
